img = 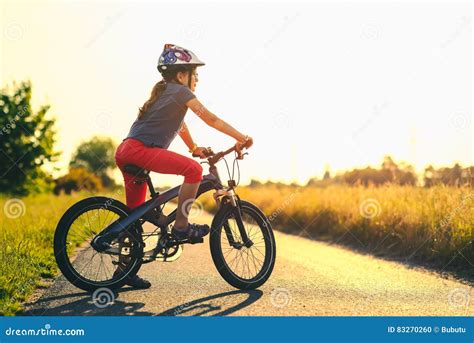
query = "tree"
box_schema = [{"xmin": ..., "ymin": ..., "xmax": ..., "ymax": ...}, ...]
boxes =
[
  {"xmin": 69, "ymin": 136, "xmax": 117, "ymax": 188},
  {"xmin": 423, "ymin": 163, "xmax": 472, "ymax": 187},
  {"xmin": 0, "ymin": 81, "xmax": 59, "ymax": 195},
  {"xmin": 248, "ymin": 179, "xmax": 263, "ymax": 188},
  {"xmin": 423, "ymin": 165, "xmax": 435, "ymax": 187}
]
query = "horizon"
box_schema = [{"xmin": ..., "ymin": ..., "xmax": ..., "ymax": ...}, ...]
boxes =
[{"xmin": 2, "ymin": 0, "xmax": 471, "ymax": 188}]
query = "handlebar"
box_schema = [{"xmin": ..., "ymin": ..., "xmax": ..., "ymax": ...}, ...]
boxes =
[{"xmin": 192, "ymin": 140, "xmax": 251, "ymax": 165}]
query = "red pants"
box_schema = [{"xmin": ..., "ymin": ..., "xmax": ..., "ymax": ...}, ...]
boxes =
[{"xmin": 115, "ymin": 138, "xmax": 203, "ymax": 209}]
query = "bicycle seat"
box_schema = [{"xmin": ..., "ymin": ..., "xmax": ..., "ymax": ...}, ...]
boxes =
[{"xmin": 123, "ymin": 164, "xmax": 150, "ymax": 178}]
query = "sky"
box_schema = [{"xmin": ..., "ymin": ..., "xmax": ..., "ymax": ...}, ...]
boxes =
[{"xmin": 1, "ymin": 0, "xmax": 472, "ymax": 187}]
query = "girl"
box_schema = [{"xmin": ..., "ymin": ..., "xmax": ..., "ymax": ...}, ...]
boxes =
[{"xmin": 114, "ymin": 44, "xmax": 253, "ymax": 288}]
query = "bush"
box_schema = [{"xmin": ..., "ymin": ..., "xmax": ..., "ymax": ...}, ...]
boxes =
[
  {"xmin": 70, "ymin": 136, "xmax": 117, "ymax": 189},
  {"xmin": 53, "ymin": 167, "xmax": 103, "ymax": 195}
]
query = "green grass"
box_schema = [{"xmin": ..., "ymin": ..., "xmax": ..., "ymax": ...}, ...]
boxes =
[{"xmin": 0, "ymin": 192, "xmax": 112, "ymax": 315}]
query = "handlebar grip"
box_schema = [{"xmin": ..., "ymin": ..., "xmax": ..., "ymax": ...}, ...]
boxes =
[
  {"xmin": 203, "ymin": 147, "xmax": 214, "ymax": 157},
  {"xmin": 239, "ymin": 138, "xmax": 253, "ymax": 150},
  {"xmin": 192, "ymin": 147, "xmax": 214, "ymax": 158}
]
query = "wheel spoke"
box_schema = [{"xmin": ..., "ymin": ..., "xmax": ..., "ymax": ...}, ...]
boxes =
[
  {"xmin": 248, "ymin": 248, "xmax": 261, "ymax": 273},
  {"xmin": 62, "ymin": 202, "xmax": 141, "ymax": 285},
  {"xmin": 219, "ymin": 206, "xmax": 272, "ymax": 281}
]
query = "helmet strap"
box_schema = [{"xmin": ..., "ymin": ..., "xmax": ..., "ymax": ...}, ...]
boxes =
[{"xmin": 188, "ymin": 70, "xmax": 192, "ymax": 89}]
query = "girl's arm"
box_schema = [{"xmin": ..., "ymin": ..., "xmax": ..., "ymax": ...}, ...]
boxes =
[
  {"xmin": 178, "ymin": 121, "xmax": 208, "ymax": 157},
  {"xmin": 186, "ymin": 98, "xmax": 249, "ymax": 143},
  {"xmin": 178, "ymin": 122, "xmax": 197, "ymax": 151}
]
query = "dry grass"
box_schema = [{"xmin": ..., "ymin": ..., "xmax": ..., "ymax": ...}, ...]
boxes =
[{"xmin": 201, "ymin": 184, "xmax": 473, "ymax": 276}]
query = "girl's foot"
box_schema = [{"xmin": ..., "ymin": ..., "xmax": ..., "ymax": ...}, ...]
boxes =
[
  {"xmin": 112, "ymin": 264, "xmax": 151, "ymax": 289},
  {"xmin": 171, "ymin": 223, "xmax": 210, "ymax": 243},
  {"xmin": 123, "ymin": 274, "xmax": 151, "ymax": 289}
]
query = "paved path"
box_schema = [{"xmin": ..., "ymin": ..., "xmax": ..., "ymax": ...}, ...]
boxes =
[{"xmin": 24, "ymin": 213, "xmax": 473, "ymax": 316}]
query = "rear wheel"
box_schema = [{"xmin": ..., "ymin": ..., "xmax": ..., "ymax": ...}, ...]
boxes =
[
  {"xmin": 54, "ymin": 197, "xmax": 144, "ymax": 292},
  {"xmin": 210, "ymin": 200, "xmax": 276, "ymax": 289}
]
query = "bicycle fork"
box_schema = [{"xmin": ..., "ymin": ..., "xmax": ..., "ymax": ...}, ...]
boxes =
[{"xmin": 214, "ymin": 189, "xmax": 253, "ymax": 249}]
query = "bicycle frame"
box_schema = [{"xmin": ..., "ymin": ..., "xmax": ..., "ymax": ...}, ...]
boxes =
[{"xmin": 91, "ymin": 161, "xmax": 253, "ymax": 253}]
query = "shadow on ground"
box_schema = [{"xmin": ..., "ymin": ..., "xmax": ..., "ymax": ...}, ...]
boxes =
[
  {"xmin": 157, "ymin": 289, "xmax": 263, "ymax": 316},
  {"xmin": 22, "ymin": 289, "xmax": 263, "ymax": 316}
]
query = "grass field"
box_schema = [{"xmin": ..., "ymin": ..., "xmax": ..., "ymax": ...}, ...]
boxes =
[
  {"xmin": 200, "ymin": 184, "xmax": 473, "ymax": 276},
  {"xmin": 0, "ymin": 192, "xmax": 122, "ymax": 315},
  {"xmin": 1, "ymin": 185, "xmax": 472, "ymax": 315}
]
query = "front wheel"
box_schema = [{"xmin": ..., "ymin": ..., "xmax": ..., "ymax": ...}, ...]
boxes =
[{"xmin": 210, "ymin": 200, "xmax": 276, "ymax": 289}]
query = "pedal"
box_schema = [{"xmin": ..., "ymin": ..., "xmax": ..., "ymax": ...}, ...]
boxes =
[
  {"xmin": 173, "ymin": 237, "xmax": 203, "ymax": 245},
  {"xmin": 187, "ymin": 237, "xmax": 204, "ymax": 244}
]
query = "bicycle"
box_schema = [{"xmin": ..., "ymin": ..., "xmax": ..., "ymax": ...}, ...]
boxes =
[{"xmin": 53, "ymin": 143, "xmax": 276, "ymax": 292}]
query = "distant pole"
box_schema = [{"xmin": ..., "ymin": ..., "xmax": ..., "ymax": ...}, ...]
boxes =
[
  {"xmin": 410, "ymin": 127, "xmax": 417, "ymax": 172},
  {"xmin": 291, "ymin": 144, "xmax": 297, "ymax": 184}
]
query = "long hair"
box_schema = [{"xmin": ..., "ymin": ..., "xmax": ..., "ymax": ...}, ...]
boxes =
[{"xmin": 137, "ymin": 65, "xmax": 196, "ymax": 119}]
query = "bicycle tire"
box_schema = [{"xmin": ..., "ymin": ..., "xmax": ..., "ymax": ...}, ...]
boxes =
[
  {"xmin": 210, "ymin": 200, "xmax": 276, "ymax": 289},
  {"xmin": 53, "ymin": 196, "xmax": 144, "ymax": 292}
]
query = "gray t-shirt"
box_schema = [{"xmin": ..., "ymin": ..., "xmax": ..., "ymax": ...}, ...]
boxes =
[{"xmin": 125, "ymin": 82, "xmax": 196, "ymax": 149}]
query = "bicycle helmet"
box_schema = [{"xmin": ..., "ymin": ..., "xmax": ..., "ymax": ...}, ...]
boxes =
[{"xmin": 157, "ymin": 44, "xmax": 205, "ymax": 88}]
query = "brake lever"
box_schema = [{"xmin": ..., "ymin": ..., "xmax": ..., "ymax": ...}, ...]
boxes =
[
  {"xmin": 192, "ymin": 147, "xmax": 214, "ymax": 158},
  {"xmin": 235, "ymin": 147, "xmax": 250, "ymax": 160},
  {"xmin": 204, "ymin": 147, "xmax": 214, "ymax": 156}
]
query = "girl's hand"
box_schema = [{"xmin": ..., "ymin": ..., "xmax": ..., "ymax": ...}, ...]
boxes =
[
  {"xmin": 235, "ymin": 135, "xmax": 253, "ymax": 156},
  {"xmin": 242, "ymin": 135, "xmax": 253, "ymax": 149},
  {"xmin": 192, "ymin": 146, "xmax": 209, "ymax": 158}
]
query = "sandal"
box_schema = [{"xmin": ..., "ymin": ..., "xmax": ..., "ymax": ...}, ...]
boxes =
[{"xmin": 171, "ymin": 223, "xmax": 210, "ymax": 243}]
